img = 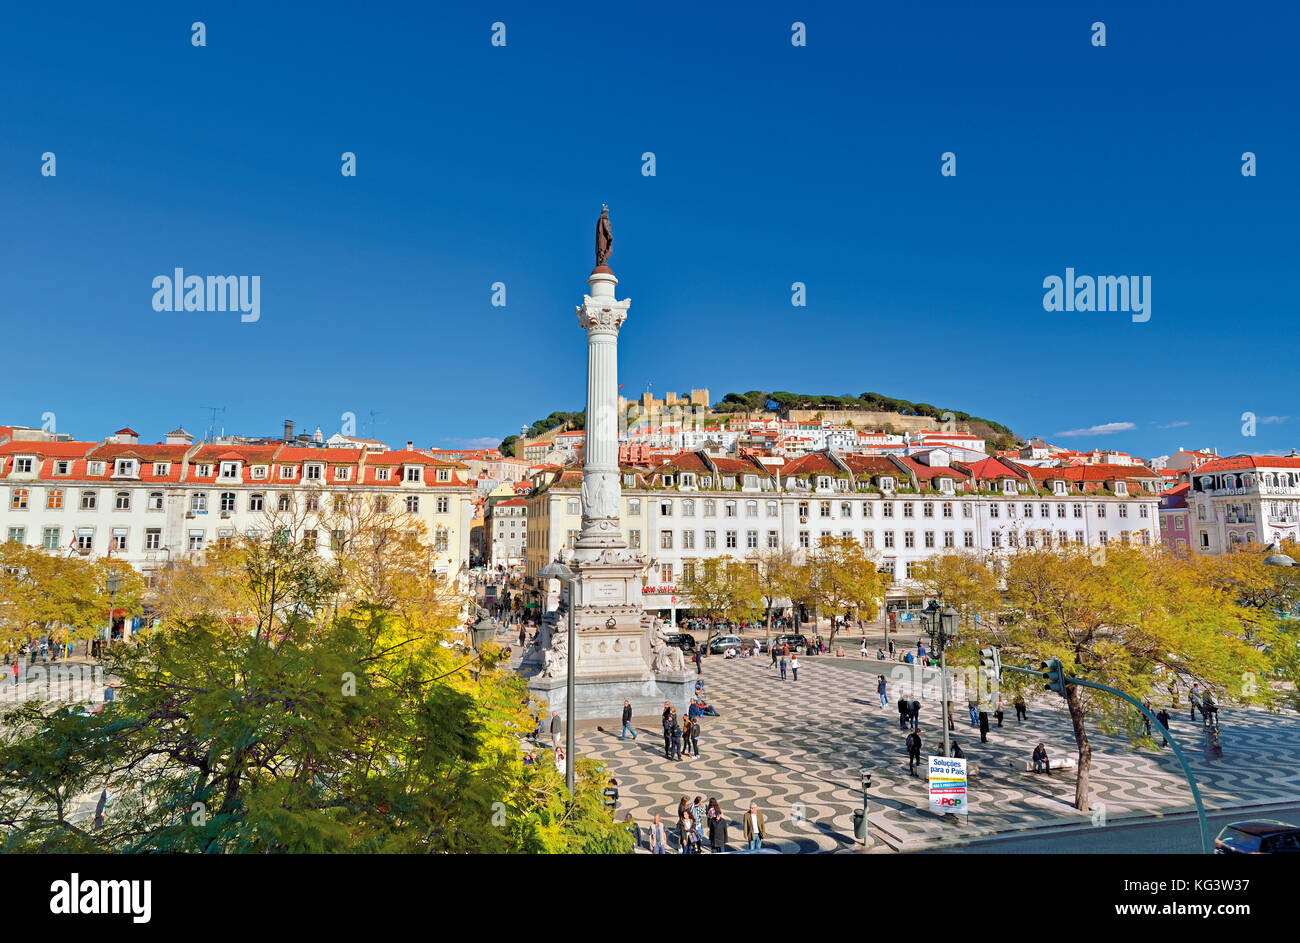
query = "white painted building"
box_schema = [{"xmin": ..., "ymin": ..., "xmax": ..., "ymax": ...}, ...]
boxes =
[{"xmin": 1185, "ymin": 454, "xmax": 1300, "ymax": 552}]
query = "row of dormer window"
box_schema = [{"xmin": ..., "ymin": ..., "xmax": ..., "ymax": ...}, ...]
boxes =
[{"xmin": 5, "ymin": 457, "xmax": 451, "ymax": 484}]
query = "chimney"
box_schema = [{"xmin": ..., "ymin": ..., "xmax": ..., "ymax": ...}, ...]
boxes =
[
  {"xmin": 284, "ymin": 419, "xmax": 294, "ymax": 442},
  {"xmin": 407, "ymin": 441, "xmax": 413, "ymax": 451}
]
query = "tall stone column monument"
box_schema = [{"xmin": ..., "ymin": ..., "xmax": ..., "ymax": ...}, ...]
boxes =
[{"xmin": 524, "ymin": 207, "xmax": 693, "ymax": 720}]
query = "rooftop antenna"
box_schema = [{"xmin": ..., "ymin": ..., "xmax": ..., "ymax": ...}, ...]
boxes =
[{"xmin": 201, "ymin": 406, "xmax": 226, "ymax": 443}]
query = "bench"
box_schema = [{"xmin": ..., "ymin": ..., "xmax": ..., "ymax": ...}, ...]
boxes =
[{"xmin": 1012, "ymin": 756, "xmax": 1077, "ymax": 773}]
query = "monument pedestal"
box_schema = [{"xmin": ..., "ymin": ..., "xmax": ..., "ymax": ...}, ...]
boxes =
[{"xmin": 528, "ymin": 671, "xmax": 696, "ymax": 722}]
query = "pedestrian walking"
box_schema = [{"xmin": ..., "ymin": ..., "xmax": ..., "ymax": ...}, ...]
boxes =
[
  {"xmin": 743, "ymin": 802, "xmax": 766, "ymax": 851},
  {"xmin": 979, "ymin": 710, "xmax": 990, "ymax": 743},
  {"xmin": 779, "ymin": 655, "xmax": 788, "ymax": 681},
  {"xmin": 790, "ymin": 654, "xmax": 799, "ymax": 681},
  {"xmin": 878, "ymin": 674, "xmax": 888, "ymax": 708},
  {"xmin": 620, "ymin": 699, "xmax": 636, "ymax": 740},
  {"xmin": 770, "ymin": 644, "xmax": 779, "ymax": 668},
  {"xmin": 909, "ymin": 698, "xmax": 921, "ymax": 731},
  {"xmin": 690, "ymin": 715, "xmax": 701, "ymax": 758},
  {"xmin": 1014, "ymin": 695, "xmax": 1027, "ymax": 722},
  {"xmin": 995, "ymin": 694, "xmax": 1005, "ymax": 728},
  {"xmin": 1156, "ymin": 708, "xmax": 1172, "ymax": 748},
  {"xmin": 1189, "ymin": 684, "xmax": 1203, "ymax": 722},
  {"xmin": 550, "ymin": 711, "xmax": 562, "ymax": 751},
  {"xmin": 906, "ymin": 731, "xmax": 923, "ymax": 776}
]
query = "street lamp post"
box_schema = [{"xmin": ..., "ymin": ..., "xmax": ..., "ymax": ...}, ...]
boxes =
[
  {"xmin": 104, "ymin": 572, "xmax": 123, "ymax": 656},
  {"xmin": 924, "ymin": 599, "xmax": 959, "ymax": 761},
  {"xmin": 538, "ymin": 561, "xmax": 577, "ymax": 794},
  {"xmin": 859, "ymin": 769, "xmax": 872, "ymax": 851}
]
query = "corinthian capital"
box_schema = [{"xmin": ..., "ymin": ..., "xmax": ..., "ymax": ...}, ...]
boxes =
[{"xmin": 576, "ymin": 296, "xmax": 631, "ymax": 335}]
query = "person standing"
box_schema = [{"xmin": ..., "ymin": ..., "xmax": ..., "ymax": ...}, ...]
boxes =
[
  {"xmin": 681, "ymin": 717, "xmax": 694, "ymax": 758},
  {"xmin": 897, "ymin": 695, "xmax": 909, "ymax": 729},
  {"xmin": 650, "ymin": 813, "xmax": 668, "ymax": 854},
  {"xmin": 694, "ymin": 648, "xmax": 702, "ymax": 675},
  {"xmin": 770, "ymin": 643, "xmax": 779, "ymax": 669},
  {"xmin": 790, "ymin": 653, "xmax": 799, "ymax": 681},
  {"xmin": 1189, "ymin": 685, "xmax": 1203, "ymax": 722},
  {"xmin": 878, "ymin": 674, "xmax": 888, "ymax": 708},
  {"xmin": 708, "ymin": 799, "xmax": 729, "ymax": 852},
  {"xmin": 978, "ymin": 710, "xmax": 990, "ymax": 743},
  {"xmin": 743, "ymin": 802, "xmax": 766, "ymax": 851},
  {"xmin": 670, "ymin": 711, "xmax": 683, "ymax": 761},
  {"xmin": 994, "ymin": 694, "xmax": 1005, "ymax": 728},
  {"xmin": 550, "ymin": 711, "xmax": 562, "ymax": 751},
  {"xmin": 906, "ymin": 731, "xmax": 923, "ymax": 776},
  {"xmin": 602, "ymin": 778, "xmax": 620, "ymax": 816},
  {"xmin": 93, "ymin": 787, "xmax": 111, "ymax": 830},
  {"xmin": 1014, "ymin": 694, "xmax": 1027, "ymax": 723},
  {"xmin": 662, "ymin": 705, "xmax": 674, "ymax": 758},
  {"xmin": 620, "ymin": 699, "xmax": 636, "ymax": 741},
  {"xmin": 691, "ymin": 796, "xmax": 707, "ymax": 847},
  {"xmin": 779, "ymin": 654, "xmax": 788, "ymax": 681},
  {"xmin": 909, "ymin": 698, "xmax": 921, "ymax": 731}
]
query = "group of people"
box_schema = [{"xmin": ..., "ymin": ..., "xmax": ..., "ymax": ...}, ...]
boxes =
[
  {"xmin": 660, "ymin": 701, "xmax": 702, "ymax": 760},
  {"xmin": 643, "ymin": 798, "xmax": 766, "ymax": 853}
]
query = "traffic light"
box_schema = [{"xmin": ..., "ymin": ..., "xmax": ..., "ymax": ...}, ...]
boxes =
[
  {"xmin": 1043, "ymin": 657, "xmax": 1068, "ymax": 696},
  {"xmin": 979, "ymin": 646, "xmax": 1001, "ymax": 682}
]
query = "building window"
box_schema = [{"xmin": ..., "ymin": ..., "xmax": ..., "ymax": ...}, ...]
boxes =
[
  {"xmin": 923, "ymin": 502, "xmax": 934, "ymax": 518},
  {"xmin": 725, "ymin": 530, "xmax": 737, "ymax": 548},
  {"xmin": 111, "ymin": 529, "xmax": 128, "ymax": 551},
  {"xmin": 190, "ymin": 492, "xmax": 207, "ymax": 512},
  {"xmin": 114, "ymin": 491, "xmax": 131, "ymax": 510},
  {"xmin": 991, "ymin": 533, "xmax": 1001, "ymax": 549},
  {"xmin": 278, "ymin": 494, "xmax": 292, "ymax": 511},
  {"xmin": 7, "ymin": 526, "xmax": 25, "ymax": 543},
  {"xmin": 437, "ymin": 469, "xmax": 451, "ymax": 483},
  {"xmin": 820, "ymin": 501, "xmax": 832, "ymax": 518},
  {"xmin": 303, "ymin": 529, "xmax": 318, "ymax": 550},
  {"xmin": 1098, "ymin": 504, "xmax": 1107, "ymax": 518},
  {"xmin": 406, "ymin": 496, "xmax": 421, "ymax": 514},
  {"xmin": 660, "ymin": 531, "xmax": 673, "ymax": 549},
  {"xmin": 904, "ymin": 531, "xmax": 915, "ymax": 548},
  {"xmin": 767, "ymin": 500, "xmax": 779, "ymax": 517},
  {"xmin": 188, "ymin": 530, "xmax": 205, "ymax": 551},
  {"xmin": 767, "ymin": 530, "xmax": 779, "ymax": 548},
  {"xmin": 145, "ymin": 528, "xmax": 161, "ymax": 550},
  {"xmin": 76, "ymin": 529, "xmax": 94, "ymax": 551},
  {"xmin": 683, "ymin": 530, "xmax": 695, "ymax": 549},
  {"xmin": 963, "ymin": 531, "xmax": 974, "ymax": 548},
  {"xmin": 149, "ymin": 491, "xmax": 164, "ymax": 510},
  {"xmin": 46, "ymin": 489, "xmax": 64, "ymax": 510},
  {"xmin": 1073, "ymin": 503, "xmax": 1083, "ymax": 518},
  {"xmin": 961, "ymin": 503, "xmax": 972, "ymax": 519},
  {"xmin": 903, "ymin": 502, "xmax": 914, "ymax": 518},
  {"xmin": 1119, "ymin": 504, "xmax": 1128, "ymax": 518},
  {"xmin": 746, "ymin": 530, "xmax": 758, "ymax": 549},
  {"xmin": 747, "ymin": 500, "xmax": 759, "ymax": 518},
  {"xmin": 884, "ymin": 532, "xmax": 895, "ymax": 548},
  {"xmin": 1099, "ymin": 531, "xmax": 1109, "ymax": 545},
  {"xmin": 629, "ymin": 529, "xmax": 641, "ymax": 549},
  {"xmin": 682, "ymin": 499, "xmax": 695, "ymax": 517},
  {"xmin": 660, "ymin": 500, "xmax": 674, "ymax": 516},
  {"xmin": 924, "ymin": 531, "xmax": 935, "ymax": 548},
  {"xmin": 942, "ymin": 502, "xmax": 953, "ymax": 518},
  {"xmin": 221, "ymin": 462, "xmax": 239, "ymax": 478},
  {"xmin": 305, "ymin": 465, "xmax": 323, "ymax": 480},
  {"xmin": 220, "ymin": 492, "xmax": 236, "ymax": 513},
  {"xmin": 864, "ymin": 532, "xmax": 875, "ymax": 549},
  {"xmin": 567, "ymin": 498, "xmax": 580, "ymax": 515},
  {"xmin": 81, "ymin": 490, "xmax": 98, "ymax": 510},
  {"xmin": 42, "ymin": 527, "xmax": 61, "ymax": 550},
  {"xmin": 1140, "ymin": 504, "xmax": 1150, "ymax": 518},
  {"xmin": 249, "ymin": 493, "xmax": 265, "ymax": 512},
  {"xmin": 436, "ymin": 496, "xmax": 450, "ymax": 514},
  {"xmin": 405, "ymin": 467, "xmax": 421, "ymax": 482},
  {"xmin": 725, "ymin": 502, "xmax": 737, "ymax": 518},
  {"xmin": 306, "ymin": 494, "xmax": 319, "ymax": 512},
  {"xmin": 628, "ymin": 499, "xmax": 641, "ymax": 516},
  {"xmin": 990, "ymin": 504, "xmax": 1000, "ymax": 518},
  {"xmin": 704, "ymin": 530, "xmax": 717, "ymax": 549},
  {"xmin": 798, "ymin": 531, "xmax": 810, "ymax": 548},
  {"xmin": 9, "ymin": 489, "xmax": 28, "ymax": 510},
  {"xmin": 14, "ymin": 458, "xmax": 33, "ymax": 474}
]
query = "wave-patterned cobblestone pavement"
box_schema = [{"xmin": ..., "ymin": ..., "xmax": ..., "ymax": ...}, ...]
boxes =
[{"xmin": 573, "ymin": 656, "xmax": 1300, "ymax": 853}]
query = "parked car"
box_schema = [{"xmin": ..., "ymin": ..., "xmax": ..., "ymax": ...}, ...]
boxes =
[
  {"xmin": 707, "ymin": 634, "xmax": 747, "ymax": 654},
  {"xmin": 771, "ymin": 633, "xmax": 810, "ymax": 654},
  {"xmin": 1214, "ymin": 820, "xmax": 1300, "ymax": 854},
  {"xmin": 665, "ymin": 633, "xmax": 697, "ymax": 653}
]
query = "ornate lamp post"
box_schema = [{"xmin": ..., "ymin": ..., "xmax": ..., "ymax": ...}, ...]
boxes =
[
  {"xmin": 538, "ymin": 561, "xmax": 577, "ymax": 793},
  {"xmin": 924, "ymin": 599, "xmax": 959, "ymax": 759}
]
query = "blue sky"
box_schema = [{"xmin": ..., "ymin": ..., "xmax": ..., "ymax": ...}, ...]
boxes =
[{"xmin": 2, "ymin": 2, "xmax": 1296, "ymax": 458}]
